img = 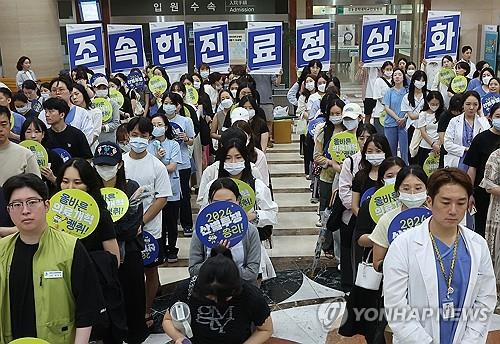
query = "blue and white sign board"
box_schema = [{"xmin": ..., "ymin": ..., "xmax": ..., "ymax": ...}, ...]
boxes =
[
  {"xmin": 482, "ymin": 92, "xmax": 500, "ymax": 117},
  {"xmin": 195, "ymin": 201, "xmax": 249, "ymax": 248},
  {"xmin": 193, "ymin": 22, "xmax": 230, "ymax": 73},
  {"xmin": 360, "ymin": 187, "xmax": 376, "ymax": 206},
  {"xmin": 150, "ymin": 22, "xmax": 188, "ymax": 75},
  {"xmin": 126, "ymin": 70, "xmax": 145, "ymax": 92},
  {"xmin": 52, "ymin": 148, "xmax": 72, "ymax": 163},
  {"xmin": 307, "ymin": 117, "xmax": 325, "ymax": 137},
  {"xmin": 142, "ymin": 231, "xmax": 160, "ymax": 266},
  {"xmin": 361, "ymin": 15, "xmax": 397, "ymax": 67},
  {"xmin": 247, "ymin": 22, "xmax": 282, "ymax": 75},
  {"xmin": 424, "ymin": 11, "xmax": 461, "ymax": 61},
  {"xmin": 107, "ymin": 24, "xmax": 145, "ymax": 73},
  {"xmin": 296, "ymin": 19, "xmax": 331, "ymax": 69},
  {"xmin": 66, "ymin": 24, "xmax": 105, "ymax": 74},
  {"xmin": 388, "ymin": 207, "xmax": 432, "ymax": 244}
]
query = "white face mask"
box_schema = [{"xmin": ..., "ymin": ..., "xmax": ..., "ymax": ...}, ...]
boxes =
[
  {"xmin": 41, "ymin": 93, "xmax": 50, "ymax": 100},
  {"xmin": 152, "ymin": 126, "xmax": 166, "ymax": 137},
  {"xmin": 305, "ymin": 81, "xmax": 315, "ymax": 92},
  {"xmin": 483, "ymin": 76, "xmax": 492, "ymax": 86},
  {"xmin": 414, "ymin": 80, "xmax": 426, "ymax": 90},
  {"xmin": 318, "ymin": 84, "xmax": 326, "ymax": 93},
  {"xmin": 247, "ymin": 109, "xmax": 256, "ymax": 119},
  {"xmin": 342, "ymin": 118, "xmax": 358, "ymax": 131},
  {"xmin": 200, "ymin": 71, "xmax": 210, "ymax": 79},
  {"xmin": 95, "ymin": 89, "xmax": 108, "ymax": 98},
  {"xmin": 129, "ymin": 137, "xmax": 149, "ymax": 153},
  {"xmin": 163, "ymin": 104, "xmax": 177, "ymax": 116},
  {"xmin": 398, "ymin": 191, "xmax": 427, "ymax": 208},
  {"xmin": 193, "ymin": 81, "xmax": 201, "ymax": 89},
  {"xmin": 384, "ymin": 177, "xmax": 396, "ymax": 185},
  {"xmin": 230, "ymin": 89, "xmax": 237, "ymax": 98},
  {"xmin": 118, "ymin": 143, "xmax": 131, "ymax": 153},
  {"xmin": 224, "ymin": 161, "xmax": 245, "ymax": 176},
  {"xmin": 407, "ymin": 70, "xmax": 415, "ymax": 77},
  {"xmin": 384, "ymin": 70, "xmax": 393, "ymax": 78},
  {"xmin": 329, "ymin": 115, "xmax": 342, "ymax": 124},
  {"xmin": 365, "ymin": 153, "xmax": 386, "ymax": 166},
  {"xmin": 16, "ymin": 104, "xmax": 30, "ymax": 114},
  {"xmin": 429, "ymin": 105, "xmax": 440, "ymax": 113},
  {"xmin": 220, "ymin": 98, "xmax": 233, "ymax": 109},
  {"xmin": 95, "ymin": 164, "xmax": 119, "ymax": 181}
]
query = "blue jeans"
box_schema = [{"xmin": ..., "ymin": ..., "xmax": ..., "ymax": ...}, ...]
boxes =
[{"xmin": 384, "ymin": 126, "xmax": 408, "ymax": 164}]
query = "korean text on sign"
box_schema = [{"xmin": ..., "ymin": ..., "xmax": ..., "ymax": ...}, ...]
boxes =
[
  {"xmin": 66, "ymin": 24, "xmax": 105, "ymax": 74},
  {"xmin": 247, "ymin": 22, "xmax": 282, "ymax": 74},
  {"xmin": 296, "ymin": 19, "xmax": 331, "ymax": 69},
  {"xmin": 424, "ymin": 11, "xmax": 461, "ymax": 60},
  {"xmin": 193, "ymin": 22, "xmax": 230, "ymax": 72},
  {"xmin": 361, "ymin": 15, "xmax": 397, "ymax": 66},
  {"xmin": 150, "ymin": 22, "xmax": 188, "ymax": 74},
  {"xmin": 107, "ymin": 24, "xmax": 145, "ymax": 73}
]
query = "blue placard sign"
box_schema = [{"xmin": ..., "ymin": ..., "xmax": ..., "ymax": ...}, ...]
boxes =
[
  {"xmin": 361, "ymin": 187, "xmax": 376, "ymax": 206},
  {"xmin": 126, "ymin": 70, "xmax": 145, "ymax": 92},
  {"xmin": 142, "ymin": 231, "xmax": 160, "ymax": 266},
  {"xmin": 388, "ymin": 207, "xmax": 432, "ymax": 244},
  {"xmin": 150, "ymin": 22, "xmax": 188, "ymax": 73},
  {"xmin": 193, "ymin": 22, "xmax": 229, "ymax": 73},
  {"xmin": 66, "ymin": 24, "xmax": 105, "ymax": 73},
  {"xmin": 361, "ymin": 15, "xmax": 397, "ymax": 66},
  {"xmin": 424, "ymin": 11, "xmax": 461, "ymax": 61},
  {"xmin": 247, "ymin": 22, "xmax": 282, "ymax": 74},
  {"xmin": 482, "ymin": 92, "xmax": 500, "ymax": 117},
  {"xmin": 307, "ymin": 117, "xmax": 325, "ymax": 137},
  {"xmin": 296, "ymin": 19, "xmax": 331, "ymax": 69},
  {"xmin": 107, "ymin": 24, "xmax": 145, "ymax": 73},
  {"xmin": 195, "ymin": 201, "xmax": 249, "ymax": 248}
]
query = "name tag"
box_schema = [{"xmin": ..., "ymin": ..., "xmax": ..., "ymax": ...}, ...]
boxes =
[{"xmin": 44, "ymin": 271, "xmax": 63, "ymax": 279}]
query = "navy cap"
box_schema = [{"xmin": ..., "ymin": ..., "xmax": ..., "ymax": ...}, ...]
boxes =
[{"xmin": 93, "ymin": 141, "xmax": 122, "ymax": 165}]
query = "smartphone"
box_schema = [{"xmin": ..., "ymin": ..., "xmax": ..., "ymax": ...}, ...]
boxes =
[{"xmin": 470, "ymin": 206, "xmax": 477, "ymax": 216}]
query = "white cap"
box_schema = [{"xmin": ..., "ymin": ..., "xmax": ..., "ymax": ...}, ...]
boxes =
[
  {"xmin": 230, "ymin": 107, "xmax": 250, "ymax": 124},
  {"xmin": 342, "ymin": 103, "xmax": 363, "ymax": 120},
  {"xmin": 93, "ymin": 76, "xmax": 108, "ymax": 87}
]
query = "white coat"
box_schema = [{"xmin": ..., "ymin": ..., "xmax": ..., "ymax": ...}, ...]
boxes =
[
  {"xmin": 383, "ymin": 217, "xmax": 496, "ymax": 344},
  {"xmin": 443, "ymin": 113, "xmax": 490, "ymax": 168}
]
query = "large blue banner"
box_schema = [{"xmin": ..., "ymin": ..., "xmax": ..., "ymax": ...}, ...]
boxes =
[
  {"xmin": 150, "ymin": 21, "xmax": 188, "ymax": 74},
  {"xmin": 193, "ymin": 22, "xmax": 230, "ymax": 73},
  {"xmin": 296, "ymin": 19, "xmax": 330, "ymax": 69},
  {"xmin": 247, "ymin": 22, "xmax": 282, "ymax": 74},
  {"xmin": 424, "ymin": 11, "xmax": 461, "ymax": 61},
  {"xmin": 361, "ymin": 15, "xmax": 397, "ymax": 67},
  {"xmin": 66, "ymin": 24, "xmax": 105, "ymax": 74},
  {"xmin": 107, "ymin": 25, "xmax": 145, "ymax": 73}
]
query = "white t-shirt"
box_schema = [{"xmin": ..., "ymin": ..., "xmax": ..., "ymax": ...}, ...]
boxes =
[
  {"xmin": 365, "ymin": 67, "xmax": 379, "ymax": 99},
  {"xmin": 372, "ymin": 77, "xmax": 391, "ymax": 118},
  {"xmin": 204, "ymin": 84, "xmax": 218, "ymax": 113},
  {"xmin": 416, "ymin": 111, "xmax": 439, "ymax": 149},
  {"xmin": 368, "ymin": 206, "xmax": 402, "ymax": 248},
  {"xmin": 123, "ymin": 152, "xmax": 172, "ymax": 239},
  {"xmin": 401, "ymin": 93, "xmax": 425, "ymax": 128}
]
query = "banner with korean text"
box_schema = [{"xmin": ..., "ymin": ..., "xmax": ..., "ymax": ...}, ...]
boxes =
[
  {"xmin": 66, "ymin": 24, "xmax": 105, "ymax": 74},
  {"xmin": 361, "ymin": 15, "xmax": 397, "ymax": 67},
  {"xmin": 107, "ymin": 24, "xmax": 145, "ymax": 73},
  {"xmin": 296, "ymin": 19, "xmax": 330, "ymax": 69},
  {"xmin": 424, "ymin": 11, "xmax": 461, "ymax": 61},
  {"xmin": 247, "ymin": 22, "xmax": 282, "ymax": 74},
  {"xmin": 193, "ymin": 21, "xmax": 230, "ymax": 73},
  {"xmin": 150, "ymin": 21, "xmax": 188, "ymax": 75}
]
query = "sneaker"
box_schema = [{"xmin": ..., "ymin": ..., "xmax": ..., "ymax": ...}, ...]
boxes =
[
  {"xmin": 315, "ymin": 220, "xmax": 322, "ymax": 227},
  {"xmin": 167, "ymin": 252, "xmax": 178, "ymax": 263},
  {"xmin": 310, "ymin": 197, "xmax": 319, "ymax": 204},
  {"xmin": 183, "ymin": 227, "xmax": 193, "ymax": 237}
]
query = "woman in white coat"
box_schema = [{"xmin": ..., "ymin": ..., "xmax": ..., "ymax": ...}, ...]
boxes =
[
  {"xmin": 443, "ymin": 91, "xmax": 490, "ymax": 171},
  {"xmin": 383, "ymin": 168, "xmax": 496, "ymax": 344}
]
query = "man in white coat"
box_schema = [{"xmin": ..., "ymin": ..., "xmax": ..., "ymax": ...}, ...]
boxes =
[{"xmin": 383, "ymin": 167, "xmax": 496, "ymax": 344}]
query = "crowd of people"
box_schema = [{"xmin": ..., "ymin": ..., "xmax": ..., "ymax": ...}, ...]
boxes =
[{"xmin": 0, "ymin": 43, "xmax": 499, "ymax": 344}]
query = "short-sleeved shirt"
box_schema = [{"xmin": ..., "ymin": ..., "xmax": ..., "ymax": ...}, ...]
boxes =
[
  {"xmin": 168, "ymin": 277, "xmax": 270, "ymax": 344},
  {"xmin": 147, "ymin": 139, "xmax": 182, "ymax": 201},
  {"xmin": 250, "ymin": 116, "xmax": 269, "ymax": 151},
  {"xmin": 169, "ymin": 114, "xmax": 196, "ymax": 170},
  {"xmin": 372, "ymin": 77, "xmax": 392, "ymax": 118},
  {"xmin": 44, "ymin": 125, "xmax": 92, "ymax": 159},
  {"xmin": 80, "ymin": 203, "xmax": 116, "ymax": 252},
  {"xmin": 401, "ymin": 94, "xmax": 425, "ymax": 127},
  {"xmin": 416, "ymin": 111, "xmax": 439, "ymax": 149},
  {"xmin": 383, "ymin": 87, "xmax": 408, "ymax": 127},
  {"xmin": 252, "ymin": 74, "xmax": 276, "ymax": 105},
  {"xmin": 123, "ymin": 152, "xmax": 172, "ymax": 239},
  {"xmin": 352, "ymin": 171, "xmax": 377, "ymax": 198},
  {"xmin": 11, "ymin": 112, "xmax": 25, "ymax": 136},
  {"xmin": 368, "ymin": 206, "xmax": 402, "ymax": 248},
  {"xmin": 463, "ymin": 130, "xmax": 500, "ymax": 187}
]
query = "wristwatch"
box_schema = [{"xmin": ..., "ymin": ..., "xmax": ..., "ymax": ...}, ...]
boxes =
[{"xmin": 250, "ymin": 211, "xmax": 259, "ymax": 226}]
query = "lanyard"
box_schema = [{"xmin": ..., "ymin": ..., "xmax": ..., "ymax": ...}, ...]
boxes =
[{"xmin": 429, "ymin": 230, "xmax": 460, "ymax": 299}]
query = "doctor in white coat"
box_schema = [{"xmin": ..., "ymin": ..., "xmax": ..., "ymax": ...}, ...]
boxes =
[
  {"xmin": 383, "ymin": 167, "xmax": 496, "ymax": 344},
  {"xmin": 443, "ymin": 91, "xmax": 490, "ymax": 170}
]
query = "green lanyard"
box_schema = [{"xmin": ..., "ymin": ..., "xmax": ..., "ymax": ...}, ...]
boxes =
[{"xmin": 429, "ymin": 230, "xmax": 460, "ymax": 299}]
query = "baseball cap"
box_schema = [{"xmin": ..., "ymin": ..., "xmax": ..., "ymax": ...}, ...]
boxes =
[
  {"xmin": 93, "ymin": 76, "xmax": 109, "ymax": 88},
  {"xmin": 93, "ymin": 142, "xmax": 122, "ymax": 165},
  {"xmin": 230, "ymin": 107, "xmax": 250, "ymax": 124},
  {"xmin": 342, "ymin": 103, "xmax": 364, "ymax": 120}
]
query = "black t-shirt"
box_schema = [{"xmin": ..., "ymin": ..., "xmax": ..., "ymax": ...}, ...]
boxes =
[
  {"xmin": 352, "ymin": 198, "xmax": 376, "ymax": 267},
  {"xmin": 45, "ymin": 125, "xmax": 92, "ymax": 159},
  {"xmin": 250, "ymin": 115, "xmax": 269, "ymax": 151},
  {"xmin": 463, "ymin": 129, "xmax": 500, "ymax": 187},
  {"xmin": 437, "ymin": 111, "xmax": 457, "ymax": 166},
  {"xmin": 9, "ymin": 236, "xmax": 102, "ymax": 338},
  {"xmin": 168, "ymin": 278, "xmax": 270, "ymax": 344},
  {"xmin": 352, "ymin": 171, "xmax": 377, "ymax": 196},
  {"xmin": 80, "ymin": 203, "xmax": 116, "ymax": 252},
  {"xmin": 115, "ymin": 180, "xmax": 144, "ymax": 251}
]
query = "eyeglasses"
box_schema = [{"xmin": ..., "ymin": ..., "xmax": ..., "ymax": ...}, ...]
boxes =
[{"xmin": 7, "ymin": 199, "xmax": 45, "ymax": 212}]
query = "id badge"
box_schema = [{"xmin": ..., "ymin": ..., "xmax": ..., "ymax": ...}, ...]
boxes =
[{"xmin": 442, "ymin": 301, "xmax": 455, "ymax": 320}]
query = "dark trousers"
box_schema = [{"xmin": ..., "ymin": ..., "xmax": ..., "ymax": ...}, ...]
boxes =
[
  {"xmin": 118, "ymin": 250, "xmax": 148, "ymax": 344},
  {"xmin": 304, "ymin": 134, "xmax": 314, "ymax": 176},
  {"xmin": 474, "ymin": 186, "xmax": 490, "ymax": 238},
  {"xmin": 162, "ymin": 200, "xmax": 180, "ymax": 253},
  {"xmin": 179, "ymin": 168, "xmax": 193, "ymax": 229},
  {"xmin": 340, "ymin": 216, "xmax": 356, "ymax": 290}
]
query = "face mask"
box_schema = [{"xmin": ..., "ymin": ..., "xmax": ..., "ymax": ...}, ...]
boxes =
[
  {"xmin": 398, "ymin": 191, "xmax": 427, "ymax": 208},
  {"xmin": 483, "ymin": 76, "xmax": 492, "ymax": 86},
  {"xmin": 193, "ymin": 81, "xmax": 201, "ymax": 89},
  {"xmin": 200, "ymin": 71, "xmax": 210, "ymax": 79},
  {"xmin": 221, "ymin": 98, "xmax": 233, "ymax": 109},
  {"xmin": 95, "ymin": 89, "xmax": 108, "ymax": 98},
  {"xmin": 247, "ymin": 109, "xmax": 256, "ymax": 119},
  {"xmin": 492, "ymin": 118, "xmax": 500, "ymax": 131},
  {"xmin": 41, "ymin": 93, "xmax": 50, "ymax": 100},
  {"xmin": 224, "ymin": 161, "xmax": 245, "ymax": 176},
  {"xmin": 95, "ymin": 164, "xmax": 119, "ymax": 181},
  {"xmin": 384, "ymin": 70, "xmax": 393, "ymax": 78},
  {"xmin": 429, "ymin": 105, "xmax": 440, "ymax": 113},
  {"xmin": 163, "ymin": 104, "xmax": 177, "ymax": 115},
  {"xmin": 118, "ymin": 143, "xmax": 131, "ymax": 153},
  {"xmin": 329, "ymin": 115, "xmax": 342, "ymax": 124},
  {"xmin": 152, "ymin": 126, "xmax": 166, "ymax": 137},
  {"xmin": 305, "ymin": 82, "xmax": 315, "ymax": 91},
  {"xmin": 365, "ymin": 153, "xmax": 386, "ymax": 166},
  {"xmin": 129, "ymin": 137, "xmax": 149, "ymax": 153},
  {"xmin": 384, "ymin": 177, "xmax": 396, "ymax": 185},
  {"xmin": 343, "ymin": 118, "xmax": 358, "ymax": 131},
  {"xmin": 230, "ymin": 89, "xmax": 237, "ymax": 98},
  {"xmin": 318, "ymin": 84, "xmax": 326, "ymax": 93},
  {"xmin": 16, "ymin": 105, "xmax": 30, "ymax": 114},
  {"xmin": 414, "ymin": 80, "xmax": 426, "ymax": 90},
  {"xmin": 407, "ymin": 70, "xmax": 415, "ymax": 77}
]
